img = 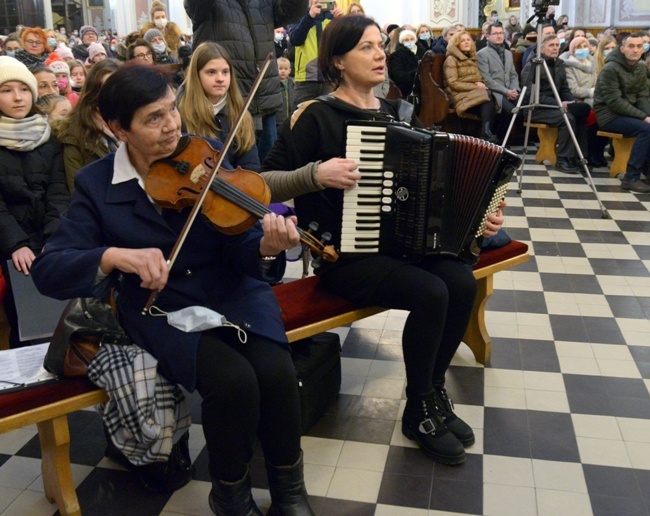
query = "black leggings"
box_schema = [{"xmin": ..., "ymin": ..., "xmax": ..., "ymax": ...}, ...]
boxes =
[
  {"xmin": 322, "ymin": 257, "xmax": 477, "ymax": 398},
  {"xmin": 469, "ymin": 98, "xmax": 496, "ymax": 129},
  {"xmin": 195, "ymin": 329, "xmax": 301, "ymax": 482}
]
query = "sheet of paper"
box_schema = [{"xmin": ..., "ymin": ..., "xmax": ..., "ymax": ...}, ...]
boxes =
[{"xmin": 0, "ymin": 343, "xmax": 57, "ymax": 390}]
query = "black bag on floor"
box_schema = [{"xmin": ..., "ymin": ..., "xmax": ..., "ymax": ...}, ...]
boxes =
[{"xmin": 291, "ymin": 332, "xmax": 342, "ymax": 434}]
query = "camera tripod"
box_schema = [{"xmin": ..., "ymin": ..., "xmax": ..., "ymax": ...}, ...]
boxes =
[{"xmin": 501, "ymin": 8, "xmax": 609, "ymax": 219}]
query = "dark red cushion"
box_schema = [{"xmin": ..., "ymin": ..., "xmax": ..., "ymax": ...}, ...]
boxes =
[
  {"xmin": 473, "ymin": 240, "xmax": 529, "ymax": 270},
  {"xmin": 0, "ymin": 377, "xmax": 98, "ymax": 419}
]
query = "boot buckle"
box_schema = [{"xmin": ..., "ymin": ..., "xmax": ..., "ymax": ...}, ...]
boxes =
[{"xmin": 419, "ymin": 418, "xmax": 437, "ymax": 434}]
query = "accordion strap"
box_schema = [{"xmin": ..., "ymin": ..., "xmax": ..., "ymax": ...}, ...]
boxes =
[{"xmin": 316, "ymin": 95, "xmax": 414, "ymax": 124}]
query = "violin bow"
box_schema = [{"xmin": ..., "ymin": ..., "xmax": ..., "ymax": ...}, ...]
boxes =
[{"xmin": 143, "ymin": 53, "xmax": 275, "ymax": 315}]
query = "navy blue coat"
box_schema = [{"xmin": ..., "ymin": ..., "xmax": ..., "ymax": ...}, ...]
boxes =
[{"xmin": 31, "ymin": 153, "xmax": 288, "ymax": 390}]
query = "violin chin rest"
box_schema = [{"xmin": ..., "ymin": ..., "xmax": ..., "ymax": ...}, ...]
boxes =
[{"xmin": 170, "ymin": 135, "xmax": 192, "ymax": 158}]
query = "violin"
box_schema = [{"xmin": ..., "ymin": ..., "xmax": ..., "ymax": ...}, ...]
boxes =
[{"xmin": 145, "ymin": 135, "xmax": 339, "ymax": 257}]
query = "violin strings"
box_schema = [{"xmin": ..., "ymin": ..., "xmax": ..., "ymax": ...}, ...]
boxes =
[{"xmin": 210, "ymin": 177, "xmax": 313, "ymax": 242}]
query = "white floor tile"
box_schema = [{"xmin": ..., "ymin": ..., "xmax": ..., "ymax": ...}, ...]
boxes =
[
  {"xmin": 326, "ymin": 467, "xmax": 382, "ymax": 503},
  {"xmin": 572, "ymin": 414, "xmax": 623, "ymax": 440},
  {"xmin": 536, "ymin": 489, "xmax": 593, "ymax": 516},
  {"xmin": 483, "ymin": 484, "xmax": 537, "ymax": 516},
  {"xmin": 302, "ymin": 437, "xmax": 344, "ymax": 466},
  {"xmin": 577, "ymin": 437, "xmax": 632, "ymax": 467},
  {"xmin": 483, "ymin": 455, "xmax": 534, "ymax": 487},
  {"xmin": 336, "ymin": 441, "xmax": 389, "ymax": 472},
  {"xmin": 532, "ymin": 459, "xmax": 588, "ymax": 493},
  {"xmin": 625, "ymin": 441, "xmax": 650, "ymax": 470}
]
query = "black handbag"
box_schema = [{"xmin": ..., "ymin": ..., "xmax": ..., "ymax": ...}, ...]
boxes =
[{"xmin": 44, "ymin": 296, "xmax": 131, "ymax": 377}]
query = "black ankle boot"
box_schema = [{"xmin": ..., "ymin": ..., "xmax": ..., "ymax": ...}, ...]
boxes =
[
  {"xmin": 402, "ymin": 391, "xmax": 466, "ymax": 465},
  {"xmin": 266, "ymin": 451, "xmax": 314, "ymax": 516},
  {"xmin": 209, "ymin": 469, "xmax": 262, "ymax": 516},
  {"xmin": 434, "ymin": 387, "xmax": 475, "ymax": 447}
]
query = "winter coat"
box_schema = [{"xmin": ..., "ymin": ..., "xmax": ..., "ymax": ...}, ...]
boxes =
[
  {"xmin": 289, "ymin": 10, "xmax": 333, "ymax": 83},
  {"xmin": 71, "ymin": 42, "xmax": 112, "ymax": 62},
  {"xmin": 141, "ymin": 21, "xmax": 183, "ymax": 56},
  {"xmin": 185, "ymin": 0, "xmax": 308, "ymax": 116},
  {"xmin": 521, "ymin": 55, "xmax": 574, "ymax": 106},
  {"xmin": 431, "ymin": 36, "xmax": 448, "ymax": 55},
  {"xmin": 388, "ymin": 45, "xmax": 419, "ymax": 97},
  {"xmin": 594, "ymin": 47, "xmax": 650, "ymax": 128},
  {"xmin": 514, "ymin": 38, "xmax": 533, "ymax": 54},
  {"xmin": 443, "ymin": 44, "xmax": 491, "ymax": 119},
  {"xmin": 416, "ymin": 38, "xmax": 433, "ymax": 60},
  {"xmin": 560, "ymin": 54, "xmax": 597, "ymax": 105},
  {"xmin": 60, "ymin": 133, "xmax": 111, "ymax": 191},
  {"xmin": 0, "ymin": 135, "xmax": 70, "ymax": 258},
  {"xmin": 477, "ymin": 44, "xmax": 520, "ymax": 113}
]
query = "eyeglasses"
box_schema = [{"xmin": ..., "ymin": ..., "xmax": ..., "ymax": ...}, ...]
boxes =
[
  {"xmin": 134, "ymin": 52, "xmax": 153, "ymax": 60},
  {"xmin": 25, "ymin": 39, "xmax": 44, "ymax": 46},
  {"xmin": 490, "ymin": 32, "xmax": 505, "ymax": 36}
]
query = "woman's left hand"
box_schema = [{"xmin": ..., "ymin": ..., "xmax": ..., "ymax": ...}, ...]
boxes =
[
  {"xmin": 11, "ymin": 247, "xmax": 36, "ymax": 276},
  {"xmin": 259, "ymin": 213, "xmax": 301, "ymax": 257},
  {"xmin": 476, "ymin": 82, "xmax": 487, "ymax": 90},
  {"xmin": 482, "ymin": 201, "xmax": 506, "ymax": 237}
]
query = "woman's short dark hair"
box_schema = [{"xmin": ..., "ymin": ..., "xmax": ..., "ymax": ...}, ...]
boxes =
[
  {"xmin": 318, "ymin": 15, "xmax": 381, "ymax": 88},
  {"xmin": 98, "ymin": 63, "xmax": 171, "ymax": 130},
  {"xmin": 127, "ymin": 38, "xmax": 156, "ymax": 62}
]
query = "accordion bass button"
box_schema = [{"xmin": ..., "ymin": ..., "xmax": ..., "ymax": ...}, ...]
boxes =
[
  {"xmin": 381, "ymin": 206, "xmax": 392, "ymax": 212},
  {"xmin": 382, "ymin": 189, "xmax": 392, "ymax": 195},
  {"xmin": 384, "ymin": 172, "xmax": 394, "ymax": 179},
  {"xmin": 383, "ymin": 180, "xmax": 393, "ymax": 187}
]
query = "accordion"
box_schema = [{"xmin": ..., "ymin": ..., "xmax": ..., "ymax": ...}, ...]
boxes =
[{"xmin": 341, "ymin": 121, "xmax": 521, "ymax": 264}]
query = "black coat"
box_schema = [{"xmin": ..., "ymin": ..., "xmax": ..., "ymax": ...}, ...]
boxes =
[
  {"xmin": 389, "ymin": 46, "xmax": 419, "ymax": 97},
  {"xmin": 416, "ymin": 39, "xmax": 433, "ymax": 60},
  {"xmin": 0, "ymin": 136, "xmax": 70, "ymax": 258},
  {"xmin": 185, "ymin": 0, "xmax": 308, "ymax": 116}
]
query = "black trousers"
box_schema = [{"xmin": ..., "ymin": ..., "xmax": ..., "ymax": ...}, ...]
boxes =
[
  {"xmin": 195, "ymin": 329, "xmax": 301, "ymax": 482},
  {"xmin": 319, "ymin": 256, "xmax": 477, "ymax": 398}
]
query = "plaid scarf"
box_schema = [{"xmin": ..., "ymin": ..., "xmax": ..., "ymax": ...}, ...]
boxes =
[
  {"xmin": 88, "ymin": 343, "xmax": 191, "ymax": 466},
  {"xmin": 0, "ymin": 114, "xmax": 51, "ymax": 151},
  {"xmin": 14, "ymin": 48, "xmax": 49, "ymax": 70}
]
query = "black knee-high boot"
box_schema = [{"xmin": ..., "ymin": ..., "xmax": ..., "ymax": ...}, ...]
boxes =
[
  {"xmin": 209, "ymin": 469, "xmax": 262, "ymax": 516},
  {"xmin": 266, "ymin": 451, "xmax": 314, "ymax": 516}
]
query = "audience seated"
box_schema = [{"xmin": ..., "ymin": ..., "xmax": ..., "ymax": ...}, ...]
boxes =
[
  {"xmin": 71, "ymin": 25, "xmax": 111, "ymax": 63},
  {"xmin": 389, "ymin": 30, "xmax": 419, "ymax": 97},
  {"xmin": 505, "ymin": 15, "xmax": 523, "ymax": 42},
  {"xmin": 415, "ymin": 24, "xmax": 434, "ymax": 59},
  {"xmin": 521, "ymin": 34, "xmax": 590, "ymax": 173},
  {"xmin": 522, "ymin": 24, "xmax": 556, "ymax": 67},
  {"xmin": 432, "ymin": 25, "xmax": 458, "ymax": 55},
  {"xmin": 594, "ymin": 32, "xmax": 650, "ymax": 193},
  {"xmin": 595, "ymin": 35, "xmax": 617, "ymax": 73},
  {"xmin": 515, "ymin": 25, "xmax": 537, "ymax": 53},
  {"xmin": 14, "ymin": 27, "xmax": 51, "ymax": 70}
]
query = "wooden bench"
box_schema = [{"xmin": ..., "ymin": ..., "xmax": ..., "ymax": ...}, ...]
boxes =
[
  {"xmin": 525, "ymin": 122, "xmax": 558, "ymax": 166},
  {"xmin": 0, "ymin": 240, "xmax": 529, "ymax": 515},
  {"xmin": 597, "ymin": 131, "xmax": 636, "ymax": 178}
]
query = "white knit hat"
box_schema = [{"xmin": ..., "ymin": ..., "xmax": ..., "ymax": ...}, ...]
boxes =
[
  {"xmin": 47, "ymin": 59, "xmax": 70, "ymax": 77},
  {"xmin": 0, "ymin": 56, "xmax": 39, "ymax": 100},
  {"xmin": 399, "ymin": 29, "xmax": 417, "ymax": 44}
]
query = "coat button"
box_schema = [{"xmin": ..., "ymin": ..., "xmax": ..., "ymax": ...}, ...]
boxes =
[{"xmin": 185, "ymin": 269, "xmax": 192, "ymax": 276}]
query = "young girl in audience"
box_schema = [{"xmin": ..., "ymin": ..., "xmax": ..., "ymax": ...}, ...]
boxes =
[
  {"xmin": 178, "ymin": 41, "xmax": 260, "ymax": 171},
  {"xmin": 36, "ymin": 94, "xmax": 72, "ymax": 122},
  {"xmin": 46, "ymin": 57, "xmax": 79, "ymax": 106},
  {"xmin": 69, "ymin": 60, "xmax": 87, "ymax": 93},
  {"xmin": 0, "ymin": 56, "xmax": 69, "ymax": 345}
]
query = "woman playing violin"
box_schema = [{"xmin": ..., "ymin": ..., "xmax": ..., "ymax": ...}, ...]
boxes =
[
  {"xmin": 31, "ymin": 63, "xmax": 314, "ymax": 516},
  {"xmin": 263, "ymin": 15, "xmax": 506, "ymax": 466}
]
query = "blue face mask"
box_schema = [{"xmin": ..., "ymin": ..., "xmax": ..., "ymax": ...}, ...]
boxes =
[
  {"xmin": 604, "ymin": 49, "xmax": 612, "ymax": 57},
  {"xmin": 420, "ymin": 33, "xmax": 430, "ymax": 41},
  {"xmin": 574, "ymin": 48, "xmax": 590, "ymax": 60},
  {"xmin": 559, "ymin": 38, "xmax": 565, "ymax": 45},
  {"xmin": 48, "ymin": 37, "xmax": 57, "ymax": 48},
  {"xmin": 644, "ymin": 42, "xmax": 650, "ymax": 53},
  {"xmin": 404, "ymin": 41, "xmax": 416, "ymax": 50},
  {"xmin": 6, "ymin": 50, "xmax": 15, "ymax": 57}
]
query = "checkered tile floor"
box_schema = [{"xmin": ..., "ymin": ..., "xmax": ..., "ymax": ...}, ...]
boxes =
[{"xmin": 2, "ymin": 152, "xmax": 650, "ymax": 515}]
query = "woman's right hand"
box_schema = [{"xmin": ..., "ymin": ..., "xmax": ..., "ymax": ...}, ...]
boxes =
[
  {"xmin": 476, "ymin": 82, "xmax": 487, "ymax": 90},
  {"xmin": 11, "ymin": 247, "xmax": 36, "ymax": 276},
  {"xmin": 315, "ymin": 158, "xmax": 361, "ymax": 190},
  {"xmin": 100, "ymin": 247, "xmax": 169, "ymax": 291}
]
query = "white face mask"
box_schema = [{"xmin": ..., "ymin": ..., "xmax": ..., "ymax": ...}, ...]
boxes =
[
  {"xmin": 404, "ymin": 41, "xmax": 416, "ymax": 49},
  {"xmin": 151, "ymin": 305, "xmax": 248, "ymax": 342},
  {"xmin": 274, "ymin": 33, "xmax": 284, "ymax": 43},
  {"xmin": 152, "ymin": 42, "xmax": 166, "ymax": 53},
  {"xmin": 155, "ymin": 18, "xmax": 168, "ymax": 29}
]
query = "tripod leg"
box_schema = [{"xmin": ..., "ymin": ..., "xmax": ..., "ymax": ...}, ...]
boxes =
[
  {"xmin": 516, "ymin": 108, "xmax": 534, "ymax": 194},
  {"xmin": 539, "ymin": 59, "xmax": 609, "ymax": 219}
]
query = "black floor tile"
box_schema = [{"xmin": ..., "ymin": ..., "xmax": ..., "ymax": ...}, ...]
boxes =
[
  {"xmin": 504, "ymin": 227, "xmax": 531, "ymax": 241},
  {"xmin": 0, "ymin": 453, "xmax": 10, "ymax": 468},
  {"xmin": 377, "ymin": 472, "xmax": 431, "ymax": 509},
  {"xmin": 483, "ymin": 408, "xmax": 531, "ymax": 458},
  {"xmin": 356, "ymin": 397, "xmax": 400, "ymax": 420},
  {"xmin": 514, "ymin": 290, "xmax": 547, "ymax": 313},
  {"xmin": 76, "ymin": 468, "xmax": 172, "ymax": 516},
  {"xmin": 445, "ymin": 366, "xmax": 484, "ymax": 406},
  {"xmin": 584, "ymin": 464, "xmax": 648, "ymax": 512},
  {"xmin": 433, "ymin": 453, "xmax": 482, "ymax": 482},
  {"xmin": 632, "ymin": 245, "xmax": 650, "ymax": 260},
  {"xmin": 607, "ymin": 295, "xmax": 647, "ymax": 319},
  {"xmin": 528, "ymin": 411, "xmax": 580, "ymax": 462},
  {"xmin": 519, "ymin": 340, "xmax": 561, "ymax": 372},
  {"xmin": 486, "ymin": 290, "xmax": 516, "ymax": 312},
  {"xmin": 488, "ymin": 338, "xmax": 523, "ymax": 370},
  {"xmin": 576, "ymin": 230, "xmax": 629, "ymax": 244},
  {"xmin": 383, "ymin": 445, "xmax": 435, "ymax": 477},
  {"xmin": 589, "ymin": 494, "xmax": 650, "ymax": 516},
  {"xmin": 549, "ymin": 315, "xmax": 590, "ymax": 342},
  {"xmin": 430, "ymin": 478, "xmax": 483, "ymax": 514},
  {"xmin": 635, "ymin": 469, "xmax": 650, "ymax": 502},
  {"xmin": 345, "ymin": 416, "xmax": 394, "ymax": 444}
]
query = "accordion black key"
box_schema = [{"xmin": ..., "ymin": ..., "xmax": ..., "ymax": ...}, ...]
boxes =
[{"xmin": 342, "ymin": 120, "xmax": 521, "ymax": 264}]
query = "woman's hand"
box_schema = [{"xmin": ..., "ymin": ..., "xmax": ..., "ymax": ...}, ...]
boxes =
[
  {"xmin": 482, "ymin": 201, "xmax": 506, "ymax": 237},
  {"xmin": 315, "ymin": 158, "xmax": 361, "ymax": 190},
  {"xmin": 11, "ymin": 247, "xmax": 36, "ymax": 276},
  {"xmin": 259, "ymin": 213, "xmax": 301, "ymax": 257},
  {"xmin": 476, "ymin": 82, "xmax": 487, "ymax": 90},
  {"xmin": 100, "ymin": 247, "xmax": 169, "ymax": 291}
]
